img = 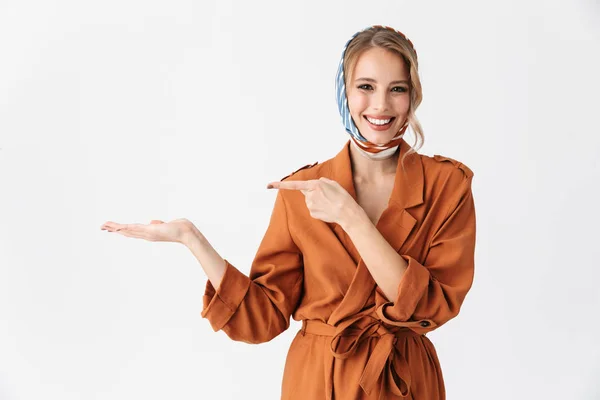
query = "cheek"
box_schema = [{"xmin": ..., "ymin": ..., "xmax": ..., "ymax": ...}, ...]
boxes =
[
  {"xmin": 347, "ymin": 92, "xmax": 368, "ymax": 119},
  {"xmin": 393, "ymin": 97, "xmax": 411, "ymax": 114}
]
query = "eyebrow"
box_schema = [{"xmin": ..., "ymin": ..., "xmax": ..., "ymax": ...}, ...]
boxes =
[{"xmin": 355, "ymin": 77, "xmax": 409, "ymax": 85}]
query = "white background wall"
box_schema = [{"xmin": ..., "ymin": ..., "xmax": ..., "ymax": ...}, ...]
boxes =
[{"xmin": 1, "ymin": 0, "xmax": 599, "ymax": 399}]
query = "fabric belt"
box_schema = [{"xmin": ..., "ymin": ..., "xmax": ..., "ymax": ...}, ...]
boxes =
[{"xmin": 300, "ymin": 315, "xmax": 426, "ymax": 400}]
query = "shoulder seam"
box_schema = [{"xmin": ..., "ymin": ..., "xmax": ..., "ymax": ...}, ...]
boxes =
[
  {"xmin": 432, "ymin": 154, "xmax": 474, "ymax": 178},
  {"xmin": 281, "ymin": 161, "xmax": 319, "ymax": 182}
]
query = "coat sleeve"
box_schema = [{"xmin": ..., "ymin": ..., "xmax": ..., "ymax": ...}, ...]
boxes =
[
  {"xmin": 201, "ymin": 190, "xmax": 304, "ymax": 344},
  {"xmin": 377, "ymin": 169, "xmax": 476, "ymax": 332}
]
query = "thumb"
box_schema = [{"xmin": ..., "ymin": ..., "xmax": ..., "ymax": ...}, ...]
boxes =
[{"xmin": 150, "ymin": 220, "xmax": 165, "ymax": 224}]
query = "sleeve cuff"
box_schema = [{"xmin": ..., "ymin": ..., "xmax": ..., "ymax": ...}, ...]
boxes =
[
  {"xmin": 378, "ymin": 255, "xmax": 431, "ymax": 322},
  {"xmin": 201, "ymin": 259, "xmax": 251, "ymax": 332}
]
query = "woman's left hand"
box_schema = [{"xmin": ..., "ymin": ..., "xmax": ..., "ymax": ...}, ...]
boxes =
[{"xmin": 267, "ymin": 177, "xmax": 359, "ymax": 226}]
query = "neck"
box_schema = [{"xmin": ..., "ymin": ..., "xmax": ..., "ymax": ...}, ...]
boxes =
[{"xmin": 348, "ymin": 140, "xmax": 400, "ymax": 183}]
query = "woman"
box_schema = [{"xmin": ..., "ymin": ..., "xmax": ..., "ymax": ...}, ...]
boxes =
[{"xmin": 101, "ymin": 25, "xmax": 476, "ymax": 400}]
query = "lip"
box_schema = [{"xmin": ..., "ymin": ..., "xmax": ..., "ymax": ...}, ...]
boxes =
[
  {"xmin": 364, "ymin": 114, "xmax": 395, "ymax": 120},
  {"xmin": 363, "ymin": 115, "xmax": 395, "ymax": 131}
]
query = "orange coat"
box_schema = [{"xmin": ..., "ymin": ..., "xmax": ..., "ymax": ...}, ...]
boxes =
[{"xmin": 201, "ymin": 139, "xmax": 476, "ymax": 399}]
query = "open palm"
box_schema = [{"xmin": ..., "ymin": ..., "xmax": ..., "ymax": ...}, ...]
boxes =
[{"xmin": 100, "ymin": 218, "xmax": 192, "ymax": 243}]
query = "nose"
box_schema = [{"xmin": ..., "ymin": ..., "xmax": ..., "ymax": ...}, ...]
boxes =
[{"xmin": 371, "ymin": 89, "xmax": 390, "ymax": 111}]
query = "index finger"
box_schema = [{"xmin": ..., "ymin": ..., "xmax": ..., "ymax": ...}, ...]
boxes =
[{"xmin": 267, "ymin": 180, "xmax": 315, "ymax": 191}]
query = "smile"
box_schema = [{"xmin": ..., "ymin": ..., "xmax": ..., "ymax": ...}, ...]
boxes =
[{"xmin": 364, "ymin": 116, "xmax": 395, "ymax": 130}]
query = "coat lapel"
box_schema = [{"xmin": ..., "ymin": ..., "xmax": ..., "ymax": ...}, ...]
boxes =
[
  {"xmin": 377, "ymin": 138, "xmax": 423, "ymax": 252},
  {"xmin": 326, "ymin": 139, "xmax": 424, "ymax": 325}
]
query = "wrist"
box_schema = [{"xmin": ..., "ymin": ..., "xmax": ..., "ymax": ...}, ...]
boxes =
[
  {"xmin": 180, "ymin": 223, "xmax": 206, "ymax": 248},
  {"xmin": 339, "ymin": 202, "xmax": 369, "ymax": 233}
]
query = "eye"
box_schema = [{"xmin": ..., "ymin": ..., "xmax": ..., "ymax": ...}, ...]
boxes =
[
  {"xmin": 357, "ymin": 84, "xmax": 373, "ymax": 90},
  {"xmin": 392, "ymin": 86, "xmax": 408, "ymax": 93}
]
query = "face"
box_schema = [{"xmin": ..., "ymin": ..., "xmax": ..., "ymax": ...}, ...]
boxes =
[{"xmin": 346, "ymin": 47, "xmax": 411, "ymax": 145}]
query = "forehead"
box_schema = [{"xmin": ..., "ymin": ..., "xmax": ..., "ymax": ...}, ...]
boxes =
[{"xmin": 351, "ymin": 47, "xmax": 409, "ymax": 80}]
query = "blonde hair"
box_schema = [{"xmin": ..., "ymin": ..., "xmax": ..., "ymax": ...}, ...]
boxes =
[{"xmin": 343, "ymin": 27, "xmax": 424, "ymax": 166}]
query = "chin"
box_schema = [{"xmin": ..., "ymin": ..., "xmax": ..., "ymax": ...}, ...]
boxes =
[{"xmin": 359, "ymin": 128, "xmax": 396, "ymax": 145}]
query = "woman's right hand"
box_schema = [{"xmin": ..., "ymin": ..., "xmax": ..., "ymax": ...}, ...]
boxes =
[{"xmin": 100, "ymin": 218, "xmax": 194, "ymax": 244}]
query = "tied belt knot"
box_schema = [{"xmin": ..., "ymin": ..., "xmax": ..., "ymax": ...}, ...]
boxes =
[{"xmin": 301, "ymin": 309, "xmax": 435, "ymax": 400}]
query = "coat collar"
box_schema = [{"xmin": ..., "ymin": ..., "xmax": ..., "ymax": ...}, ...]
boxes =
[
  {"xmin": 326, "ymin": 138, "xmax": 425, "ymax": 325},
  {"xmin": 327, "ymin": 138, "xmax": 424, "ymax": 210}
]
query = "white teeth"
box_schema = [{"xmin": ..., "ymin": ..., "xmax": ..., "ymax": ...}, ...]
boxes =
[{"xmin": 366, "ymin": 117, "xmax": 392, "ymax": 125}]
